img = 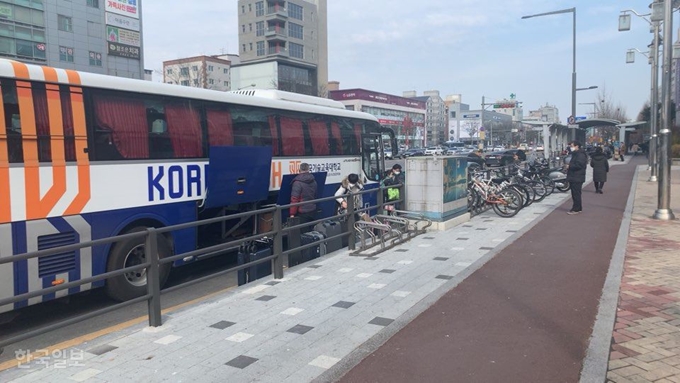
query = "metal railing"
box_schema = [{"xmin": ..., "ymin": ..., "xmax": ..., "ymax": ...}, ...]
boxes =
[{"xmin": 0, "ymin": 182, "xmax": 424, "ymax": 352}]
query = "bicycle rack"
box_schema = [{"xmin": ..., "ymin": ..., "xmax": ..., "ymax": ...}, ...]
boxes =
[{"xmin": 350, "ymin": 211, "xmax": 432, "ymax": 256}]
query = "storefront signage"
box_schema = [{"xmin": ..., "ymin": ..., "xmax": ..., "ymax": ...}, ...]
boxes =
[
  {"xmin": 107, "ymin": 42, "xmax": 140, "ymax": 59},
  {"xmin": 105, "ymin": 0, "xmax": 139, "ymax": 19},
  {"xmin": 107, "ymin": 26, "xmax": 140, "ymax": 47},
  {"xmin": 105, "ymin": 12, "xmax": 140, "ymax": 31}
]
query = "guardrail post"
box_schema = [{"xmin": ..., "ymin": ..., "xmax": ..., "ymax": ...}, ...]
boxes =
[
  {"xmin": 146, "ymin": 228, "xmax": 162, "ymax": 327},
  {"xmin": 272, "ymin": 207, "xmax": 284, "ymax": 279},
  {"xmin": 347, "ymin": 193, "xmax": 356, "ymax": 251},
  {"xmin": 377, "ymin": 184, "xmax": 384, "ymax": 214}
]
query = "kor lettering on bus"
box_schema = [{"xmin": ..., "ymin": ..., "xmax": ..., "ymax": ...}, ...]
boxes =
[{"xmin": 147, "ymin": 164, "xmax": 206, "ymax": 202}]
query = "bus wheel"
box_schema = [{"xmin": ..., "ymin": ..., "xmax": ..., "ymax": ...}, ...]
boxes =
[{"xmin": 105, "ymin": 227, "xmax": 172, "ymax": 302}]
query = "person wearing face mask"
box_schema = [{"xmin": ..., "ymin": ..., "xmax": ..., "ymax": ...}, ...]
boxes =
[
  {"xmin": 565, "ymin": 140, "xmax": 588, "ymax": 215},
  {"xmin": 335, "ymin": 173, "xmax": 368, "ymax": 221}
]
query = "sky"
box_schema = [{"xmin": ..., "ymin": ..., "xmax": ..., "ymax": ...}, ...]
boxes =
[{"xmin": 142, "ymin": 0, "xmax": 662, "ymax": 124}]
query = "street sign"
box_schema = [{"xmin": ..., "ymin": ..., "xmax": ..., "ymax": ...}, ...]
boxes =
[
  {"xmin": 575, "ymin": 116, "xmax": 587, "ymax": 121},
  {"xmin": 567, "ymin": 116, "xmax": 576, "ymax": 124},
  {"xmin": 568, "ymin": 124, "xmax": 579, "ymax": 129}
]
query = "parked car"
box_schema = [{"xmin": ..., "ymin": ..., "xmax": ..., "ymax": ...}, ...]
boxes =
[
  {"xmin": 459, "ymin": 151, "xmax": 486, "ymax": 167},
  {"xmin": 400, "ymin": 148, "xmax": 426, "ymax": 158},
  {"xmin": 424, "ymin": 146, "xmax": 444, "ymax": 156},
  {"xmin": 484, "ymin": 149, "xmax": 519, "ymax": 167}
]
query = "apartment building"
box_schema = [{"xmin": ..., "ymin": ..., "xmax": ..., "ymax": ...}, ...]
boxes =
[
  {"xmin": 234, "ymin": 0, "xmax": 327, "ymax": 96},
  {"xmin": 163, "ymin": 55, "xmax": 235, "ymax": 91}
]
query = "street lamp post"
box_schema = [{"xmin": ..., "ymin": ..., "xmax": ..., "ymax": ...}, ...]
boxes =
[
  {"xmin": 619, "ymin": 7, "xmax": 660, "ymax": 182},
  {"xmin": 654, "ymin": 0, "xmax": 675, "ymax": 220},
  {"xmin": 522, "ymin": 7, "xmax": 576, "ymax": 141}
]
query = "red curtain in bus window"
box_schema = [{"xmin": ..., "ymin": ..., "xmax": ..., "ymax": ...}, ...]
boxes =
[
  {"xmin": 268, "ymin": 115, "xmax": 280, "ymax": 156},
  {"xmin": 165, "ymin": 103, "xmax": 202, "ymax": 157},
  {"xmin": 32, "ymin": 88, "xmax": 51, "ymax": 161},
  {"xmin": 308, "ymin": 119, "xmax": 329, "ymax": 156},
  {"xmin": 279, "ymin": 116, "xmax": 304, "ymax": 156},
  {"xmin": 330, "ymin": 122, "xmax": 342, "ymax": 154},
  {"xmin": 93, "ymin": 95, "xmax": 148, "ymax": 159},
  {"xmin": 206, "ymin": 109, "xmax": 234, "ymax": 146},
  {"xmin": 354, "ymin": 122, "xmax": 363, "ymax": 153},
  {"xmin": 60, "ymin": 91, "xmax": 75, "ymax": 161}
]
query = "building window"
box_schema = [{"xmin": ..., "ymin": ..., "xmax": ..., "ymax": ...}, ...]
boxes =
[
  {"xmin": 87, "ymin": 0, "xmax": 99, "ymax": 8},
  {"xmin": 289, "ymin": 23, "xmax": 303, "ymax": 39},
  {"xmin": 256, "ymin": 21, "xmax": 264, "ymax": 36},
  {"xmin": 289, "ymin": 42, "xmax": 303, "ymax": 59},
  {"xmin": 208, "ymin": 65, "xmax": 214, "ymax": 71},
  {"xmin": 242, "ymin": 44, "xmax": 246, "ymax": 52},
  {"xmin": 181, "ymin": 80, "xmax": 189, "ymax": 86},
  {"xmin": 241, "ymin": 24, "xmax": 245, "ymax": 33},
  {"xmin": 166, "ymin": 68, "xmax": 173, "ymax": 74},
  {"xmin": 249, "ymin": 42, "xmax": 253, "ymax": 51},
  {"xmin": 223, "ymin": 68, "xmax": 228, "ymax": 74},
  {"xmin": 57, "ymin": 15, "xmax": 72, "ymax": 32},
  {"xmin": 88, "ymin": 51, "xmax": 102, "ymax": 66},
  {"xmin": 289, "ymin": 3, "xmax": 303, "ymax": 20},
  {"xmin": 241, "ymin": 5, "xmax": 245, "ymax": 13},
  {"xmin": 224, "ymin": 81, "xmax": 228, "ymax": 86},
  {"xmin": 256, "ymin": 41, "xmax": 264, "ymax": 56},
  {"xmin": 249, "ymin": 23, "xmax": 252, "ymax": 32},
  {"xmin": 209, "ymin": 79, "xmax": 214, "ymax": 85},
  {"xmin": 180, "ymin": 67, "xmax": 189, "ymax": 76},
  {"xmin": 249, "ymin": 4, "xmax": 252, "ymax": 12},
  {"xmin": 59, "ymin": 46, "xmax": 74, "ymax": 62},
  {"xmin": 193, "ymin": 79, "xmax": 198, "ymax": 86},
  {"xmin": 192, "ymin": 65, "xmax": 198, "ymax": 71},
  {"xmin": 255, "ymin": 1, "xmax": 264, "ymax": 16}
]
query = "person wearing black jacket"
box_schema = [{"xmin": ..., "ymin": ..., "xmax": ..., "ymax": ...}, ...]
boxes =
[
  {"xmin": 289, "ymin": 163, "xmax": 317, "ymax": 231},
  {"xmin": 590, "ymin": 146, "xmax": 610, "ymax": 194},
  {"xmin": 566, "ymin": 141, "xmax": 588, "ymax": 215}
]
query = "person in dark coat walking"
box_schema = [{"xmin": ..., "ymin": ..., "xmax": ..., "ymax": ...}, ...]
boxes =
[
  {"xmin": 290, "ymin": 163, "xmax": 317, "ymax": 232},
  {"xmin": 566, "ymin": 141, "xmax": 588, "ymax": 215},
  {"xmin": 590, "ymin": 147, "xmax": 609, "ymax": 194}
]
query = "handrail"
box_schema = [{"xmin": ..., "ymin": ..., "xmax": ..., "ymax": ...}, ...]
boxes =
[{"xmin": 0, "ymin": 182, "xmax": 416, "ymax": 354}]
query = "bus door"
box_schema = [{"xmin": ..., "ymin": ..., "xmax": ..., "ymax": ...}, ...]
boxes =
[{"xmin": 361, "ymin": 133, "xmax": 384, "ymax": 183}]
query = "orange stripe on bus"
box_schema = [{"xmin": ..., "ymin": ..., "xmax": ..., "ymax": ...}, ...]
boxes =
[
  {"xmin": 0, "ymin": 89, "xmax": 10, "ymax": 224},
  {"xmin": 64, "ymin": 89, "xmax": 90, "ymax": 215},
  {"xmin": 10, "ymin": 61, "xmax": 30, "ymax": 79},
  {"xmin": 18, "ymin": 83, "xmax": 67, "ymax": 220},
  {"xmin": 65, "ymin": 70, "xmax": 82, "ymax": 85},
  {"xmin": 43, "ymin": 67, "xmax": 66, "ymax": 167}
]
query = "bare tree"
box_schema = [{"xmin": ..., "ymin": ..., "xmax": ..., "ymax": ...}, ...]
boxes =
[
  {"xmin": 589, "ymin": 85, "xmax": 628, "ymax": 140},
  {"xmin": 462, "ymin": 121, "xmax": 479, "ymax": 139}
]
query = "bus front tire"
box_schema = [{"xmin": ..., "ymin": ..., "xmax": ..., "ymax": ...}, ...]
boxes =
[{"xmin": 105, "ymin": 227, "xmax": 172, "ymax": 302}]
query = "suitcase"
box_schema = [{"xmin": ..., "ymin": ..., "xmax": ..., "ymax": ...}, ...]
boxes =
[
  {"xmin": 290, "ymin": 231, "xmax": 326, "ymax": 267},
  {"xmin": 237, "ymin": 239, "xmax": 273, "ymax": 286},
  {"xmin": 313, "ymin": 221, "xmax": 343, "ymax": 253}
]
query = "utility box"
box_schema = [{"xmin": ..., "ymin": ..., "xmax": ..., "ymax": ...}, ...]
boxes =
[{"xmin": 405, "ymin": 156, "xmax": 470, "ymax": 230}]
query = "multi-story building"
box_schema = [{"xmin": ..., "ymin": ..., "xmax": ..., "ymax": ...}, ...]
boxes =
[
  {"xmin": 0, "ymin": 0, "xmax": 143, "ymax": 79},
  {"xmin": 329, "ymin": 86, "xmax": 426, "ymax": 148},
  {"xmin": 404, "ymin": 90, "xmax": 447, "ymax": 145},
  {"xmin": 163, "ymin": 55, "xmax": 235, "ymax": 91},
  {"xmin": 524, "ymin": 104, "xmax": 560, "ymax": 124},
  {"xmin": 444, "ymin": 95, "xmax": 470, "ymax": 142},
  {"xmin": 234, "ymin": 0, "xmax": 327, "ymax": 96}
]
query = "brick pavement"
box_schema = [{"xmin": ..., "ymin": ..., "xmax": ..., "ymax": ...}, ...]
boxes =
[{"xmin": 606, "ymin": 167, "xmax": 680, "ymax": 383}]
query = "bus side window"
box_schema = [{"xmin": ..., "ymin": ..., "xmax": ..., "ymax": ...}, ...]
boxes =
[
  {"xmin": 329, "ymin": 121, "xmax": 343, "ymax": 155},
  {"xmin": 2, "ymin": 81, "xmax": 23, "ymax": 163},
  {"xmin": 60, "ymin": 86, "xmax": 76, "ymax": 162},
  {"xmin": 147, "ymin": 107, "xmax": 173, "ymax": 159},
  {"xmin": 92, "ymin": 92, "xmax": 148, "ymax": 160},
  {"xmin": 279, "ymin": 115, "xmax": 304, "ymax": 156},
  {"xmin": 308, "ymin": 118, "xmax": 330, "ymax": 156},
  {"xmin": 165, "ymin": 101, "xmax": 202, "ymax": 158}
]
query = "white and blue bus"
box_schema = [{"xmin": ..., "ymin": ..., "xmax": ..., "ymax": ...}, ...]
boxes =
[{"xmin": 0, "ymin": 59, "xmax": 395, "ymax": 311}]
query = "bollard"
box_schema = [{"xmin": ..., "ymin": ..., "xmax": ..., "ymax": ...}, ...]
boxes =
[
  {"xmin": 272, "ymin": 208, "xmax": 284, "ymax": 279},
  {"xmin": 146, "ymin": 228, "xmax": 162, "ymax": 327},
  {"xmin": 347, "ymin": 193, "xmax": 356, "ymax": 251}
]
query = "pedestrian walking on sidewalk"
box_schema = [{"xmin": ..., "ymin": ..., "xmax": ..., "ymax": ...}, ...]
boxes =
[
  {"xmin": 619, "ymin": 142, "xmax": 626, "ymax": 162},
  {"xmin": 631, "ymin": 143, "xmax": 639, "ymax": 156},
  {"xmin": 289, "ymin": 162, "xmax": 318, "ymax": 233},
  {"xmin": 590, "ymin": 147, "xmax": 609, "ymax": 194},
  {"xmin": 566, "ymin": 141, "xmax": 587, "ymax": 214}
]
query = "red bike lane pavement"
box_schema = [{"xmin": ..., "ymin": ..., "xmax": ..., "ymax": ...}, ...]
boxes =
[{"xmin": 337, "ymin": 157, "xmax": 640, "ymax": 383}]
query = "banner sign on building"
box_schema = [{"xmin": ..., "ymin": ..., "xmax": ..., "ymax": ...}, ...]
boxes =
[
  {"xmin": 107, "ymin": 26, "xmax": 140, "ymax": 47},
  {"xmin": 0, "ymin": 4, "xmax": 12, "ymax": 18},
  {"xmin": 105, "ymin": 12, "xmax": 140, "ymax": 31},
  {"xmin": 105, "ymin": 0, "xmax": 139, "ymax": 19},
  {"xmin": 108, "ymin": 42, "xmax": 140, "ymax": 59}
]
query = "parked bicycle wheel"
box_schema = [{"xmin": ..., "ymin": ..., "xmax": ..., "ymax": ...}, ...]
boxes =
[
  {"xmin": 529, "ymin": 180, "xmax": 547, "ymax": 202},
  {"xmin": 510, "ymin": 183, "xmax": 531, "ymax": 208},
  {"xmin": 540, "ymin": 176, "xmax": 555, "ymax": 196},
  {"xmin": 492, "ymin": 188, "xmax": 523, "ymax": 218}
]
